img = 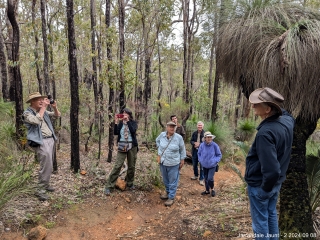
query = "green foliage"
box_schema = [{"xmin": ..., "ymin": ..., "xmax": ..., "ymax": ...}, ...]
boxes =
[
  {"xmin": 205, "ymin": 120, "xmax": 234, "ymax": 147},
  {"xmin": 235, "ymin": 119, "xmax": 256, "ymax": 142},
  {"xmin": 307, "ymin": 140, "xmax": 320, "ymax": 156},
  {"xmin": 306, "ymin": 149, "xmax": 320, "ymax": 213},
  {"xmin": 0, "ymin": 99, "xmax": 34, "ymax": 211}
]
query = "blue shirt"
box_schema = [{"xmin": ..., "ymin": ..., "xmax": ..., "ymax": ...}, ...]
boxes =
[
  {"xmin": 119, "ymin": 124, "xmax": 133, "ymax": 142},
  {"xmin": 156, "ymin": 132, "xmax": 186, "ymax": 166},
  {"xmin": 198, "ymin": 141, "xmax": 222, "ymax": 168}
]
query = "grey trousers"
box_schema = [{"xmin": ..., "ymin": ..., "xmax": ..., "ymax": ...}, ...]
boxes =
[{"xmin": 36, "ymin": 138, "xmax": 55, "ymax": 188}]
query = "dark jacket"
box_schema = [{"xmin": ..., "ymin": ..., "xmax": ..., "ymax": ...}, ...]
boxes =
[
  {"xmin": 175, "ymin": 123, "xmax": 186, "ymax": 139},
  {"xmin": 190, "ymin": 129, "xmax": 205, "ymax": 153},
  {"xmin": 114, "ymin": 120, "xmax": 138, "ymax": 147},
  {"xmin": 245, "ymin": 109, "xmax": 294, "ymax": 192}
]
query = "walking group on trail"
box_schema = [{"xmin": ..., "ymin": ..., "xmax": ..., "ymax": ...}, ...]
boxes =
[{"xmin": 23, "ymin": 86, "xmax": 294, "ymax": 239}]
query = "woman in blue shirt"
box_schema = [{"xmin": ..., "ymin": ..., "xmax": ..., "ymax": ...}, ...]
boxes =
[
  {"xmin": 198, "ymin": 131, "xmax": 222, "ymax": 197},
  {"xmin": 156, "ymin": 121, "xmax": 186, "ymax": 206}
]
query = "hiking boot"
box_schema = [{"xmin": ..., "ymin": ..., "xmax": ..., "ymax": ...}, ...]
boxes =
[
  {"xmin": 201, "ymin": 191, "xmax": 210, "ymax": 195},
  {"xmin": 35, "ymin": 191, "xmax": 49, "ymax": 201},
  {"xmin": 45, "ymin": 186, "xmax": 55, "ymax": 192},
  {"xmin": 211, "ymin": 189, "xmax": 216, "ymax": 197},
  {"xmin": 164, "ymin": 199, "xmax": 174, "ymax": 206},
  {"xmin": 199, "ymin": 180, "xmax": 204, "ymax": 186},
  {"xmin": 190, "ymin": 176, "xmax": 198, "ymax": 180},
  {"xmin": 160, "ymin": 192, "xmax": 168, "ymax": 200},
  {"xmin": 105, "ymin": 188, "xmax": 111, "ymax": 196},
  {"xmin": 126, "ymin": 185, "xmax": 136, "ymax": 191}
]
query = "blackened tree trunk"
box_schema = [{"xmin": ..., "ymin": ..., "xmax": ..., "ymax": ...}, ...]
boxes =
[
  {"xmin": 5, "ymin": 17, "xmax": 15, "ymax": 101},
  {"xmin": 211, "ymin": 0, "xmax": 226, "ymax": 122},
  {"xmin": 32, "ymin": 0, "xmax": 43, "ymax": 94},
  {"xmin": 0, "ymin": 14, "xmax": 9, "ymax": 100},
  {"xmin": 279, "ymin": 115, "xmax": 317, "ymax": 237},
  {"xmin": 156, "ymin": 25, "xmax": 164, "ymax": 128},
  {"xmin": 106, "ymin": 0, "xmax": 114, "ymax": 163},
  {"xmin": 7, "ymin": 0, "xmax": 24, "ymax": 140},
  {"xmin": 40, "ymin": 0, "xmax": 50, "ymax": 95},
  {"xmin": 90, "ymin": 0, "xmax": 98, "ymax": 122},
  {"xmin": 118, "ymin": 0, "xmax": 125, "ymax": 109},
  {"xmin": 66, "ymin": 0, "xmax": 80, "ymax": 172}
]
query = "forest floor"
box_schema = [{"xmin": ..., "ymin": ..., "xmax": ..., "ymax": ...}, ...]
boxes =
[{"xmin": 0, "ymin": 143, "xmax": 253, "ymax": 240}]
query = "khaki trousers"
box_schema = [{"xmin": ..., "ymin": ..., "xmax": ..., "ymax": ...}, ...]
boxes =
[
  {"xmin": 106, "ymin": 146, "xmax": 138, "ymax": 189},
  {"xmin": 36, "ymin": 138, "xmax": 55, "ymax": 188}
]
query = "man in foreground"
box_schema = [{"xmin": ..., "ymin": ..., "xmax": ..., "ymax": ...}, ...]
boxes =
[
  {"xmin": 23, "ymin": 92, "xmax": 61, "ymax": 201},
  {"xmin": 245, "ymin": 87, "xmax": 294, "ymax": 239}
]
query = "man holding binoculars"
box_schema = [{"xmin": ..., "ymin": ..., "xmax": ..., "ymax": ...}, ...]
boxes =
[{"xmin": 23, "ymin": 92, "xmax": 61, "ymax": 201}]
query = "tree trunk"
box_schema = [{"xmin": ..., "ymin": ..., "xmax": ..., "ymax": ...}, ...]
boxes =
[
  {"xmin": 234, "ymin": 88, "xmax": 242, "ymax": 127},
  {"xmin": 279, "ymin": 115, "xmax": 317, "ymax": 237},
  {"xmin": 40, "ymin": 0, "xmax": 50, "ymax": 95},
  {"xmin": 0, "ymin": 14, "xmax": 9, "ymax": 100},
  {"xmin": 90, "ymin": 0, "xmax": 98, "ymax": 124},
  {"xmin": 208, "ymin": 38, "xmax": 214, "ymax": 99},
  {"xmin": 5, "ymin": 17, "xmax": 15, "ymax": 102},
  {"xmin": 66, "ymin": 0, "xmax": 80, "ymax": 172},
  {"xmin": 156, "ymin": 26, "xmax": 164, "ymax": 128},
  {"xmin": 32, "ymin": 0, "xmax": 43, "ymax": 94},
  {"xmin": 7, "ymin": 0, "xmax": 24, "ymax": 140},
  {"xmin": 118, "ymin": 0, "xmax": 125, "ymax": 109},
  {"xmin": 106, "ymin": 0, "xmax": 114, "ymax": 163}
]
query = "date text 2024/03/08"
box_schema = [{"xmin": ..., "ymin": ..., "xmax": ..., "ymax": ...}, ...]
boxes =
[{"xmin": 237, "ymin": 233, "xmax": 317, "ymax": 238}]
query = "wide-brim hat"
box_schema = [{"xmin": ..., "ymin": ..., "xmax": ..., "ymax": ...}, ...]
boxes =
[
  {"xmin": 166, "ymin": 121, "xmax": 177, "ymax": 126},
  {"xmin": 202, "ymin": 131, "xmax": 216, "ymax": 141},
  {"xmin": 249, "ymin": 87, "xmax": 284, "ymax": 115},
  {"xmin": 26, "ymin": 92, "xmax": 46, "ymax": 103}
]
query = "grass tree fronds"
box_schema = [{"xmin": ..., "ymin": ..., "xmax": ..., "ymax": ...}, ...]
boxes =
[{"xmin": 217, "ymin": 4, "xmax": 320, "ymax": 120}]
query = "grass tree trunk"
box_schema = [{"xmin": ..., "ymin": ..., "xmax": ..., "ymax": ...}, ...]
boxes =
[
  {"xmin": 0, "ymin": 15, "xmax": 9, "ymax": 101},
  {"xmin": 106, "ymin": 0, "xmax": 114, "ymax": 163},
  {"xmin": 279, "ymin": 115, "xmax": 317, "ymax": 237},
  {"xmin": 66, "ymin": 0, "xmax": 80, "ymax": 173},
  {"xmin": 118, "ymin": 0, "xmax": 125, "ymax": 109},
  {"xmin": 7, "ymin": 0, "xmax": 24, "ymax": 141},
  {"xmin": 40, "ymin": 0, "xmax": 50, "ymax": 95},
  {"xmin": 32, "ymin": 0, "xmax": 43, "ymax": 94}
]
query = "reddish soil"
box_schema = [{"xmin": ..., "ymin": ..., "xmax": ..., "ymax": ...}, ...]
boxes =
[{"xmin": 1, "ymin": 161, "xmax": 250, "ymax": 240}]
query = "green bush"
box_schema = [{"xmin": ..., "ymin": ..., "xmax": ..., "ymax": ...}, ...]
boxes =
[
  {"xmin": 235, "ymin": 119, "xmax": 257, "ymax": 142},
  {"xmin": 0, "ymin": 99, "xmax": 34, "ymax": 211},
  {"xmin": 306, "ymin": 151, "xmax": 320, "ymax": 213}
]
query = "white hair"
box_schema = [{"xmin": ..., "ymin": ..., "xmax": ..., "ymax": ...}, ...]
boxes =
[{"xmin": 197, "ymin": 121, "xmax": 204, "ymax": 126}]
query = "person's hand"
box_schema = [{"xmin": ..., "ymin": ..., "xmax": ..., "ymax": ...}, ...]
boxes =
[
  {"xmin": 115, "ymin": 114, "xmax": 119, "ymax": 124},
  {"xmin": 194, "ymin": 142, "xmax": 200, "ymax": 148},
  {"xmin": 157, "ymin": 155, "xmax": 161, "ymax": 164},
  {"xmin": 51, "ymin": 100, "xmax": 57, "ymax": 108},
  {"xmin": 179, "ymin": 159, "xmax": 184, "ymax": 170}
]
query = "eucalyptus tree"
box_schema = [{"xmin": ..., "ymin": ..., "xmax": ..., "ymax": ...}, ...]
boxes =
[
  {"xmin": 217, "ymin": 3, "xmax": 320, "ymax": 235},
  {"xmin": 40, "ymin": 0, "xmax": 50, "ymax": 95},
  {"xmin": 31, "ymin": 0, "xmax": 43, "ymax": 94},
  {"xmin": 0, "ymin": 14, "xmax": 9, "ymax": 100},
  {"xmin": 7, "ymin": 0, "xmax": 24, "ymax": 140},
  {"xmin": 66, "ymin": 0, "xmax": 80, "ymax": 173}
]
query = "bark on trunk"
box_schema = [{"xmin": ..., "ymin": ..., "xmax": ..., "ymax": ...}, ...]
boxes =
[
  {"xmin": 66, "ymin": 0, "xmax": 80, "ymax": 172},
  {"xmin": 90, "ymin": 0, "xmax": 98, "ymax": 123},
  {"xmin": 5, "ymin": 17, "xmax": 15, "ymax": 102},
  {"xmin": 40, "ymin": 0, "xmax": 50, "ymax": 94},
  {"xmin": 118, "ymin": 0, "xmax": 125, "ymax": 109},
  {"xmin": 7, "ymin": 0, "xmax": 24, "ymax": 140},
  {"xmin": 32, "ymin": 0, "xmax": 43, "ymax": 94},
  {"xmin": 279, "ymin": 115, "xmax": 317, "ymax": 237},
  {"xmin": 106, "ymin": 0, "xmax": 114, "ymax": 163},
  {"xmin": 0, "ymin": 15, "xmax": 9, "ymax": 100}
]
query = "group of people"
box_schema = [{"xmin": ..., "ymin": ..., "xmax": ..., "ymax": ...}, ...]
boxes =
[
  {"xmin": 24, "ymin": 86, "xmax": 294, "ymax": 239},
  {"xmin": 104, "ymin": 112, "xmax": 222, "ymax": 207}
]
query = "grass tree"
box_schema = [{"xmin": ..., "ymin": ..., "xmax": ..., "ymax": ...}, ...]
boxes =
[{"xmin": 217, "ymin": 3, "xmax": 320, "ymax": 236}]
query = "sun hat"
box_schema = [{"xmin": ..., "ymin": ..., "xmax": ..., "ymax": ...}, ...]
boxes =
[
  {"xmin": 26, "ymin": 92, "xmax": 47, "ymax": 103},
  {"xmin": 166, "ymin": 121, "xmax": 177, "ymax": 126},
  {"xmin": 202, "ymin": 131, "xmax": 216, "ymax": 141},
  {"xmin": 249, "ymin": 87, "xmax": 284, "ymax": 115}
]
